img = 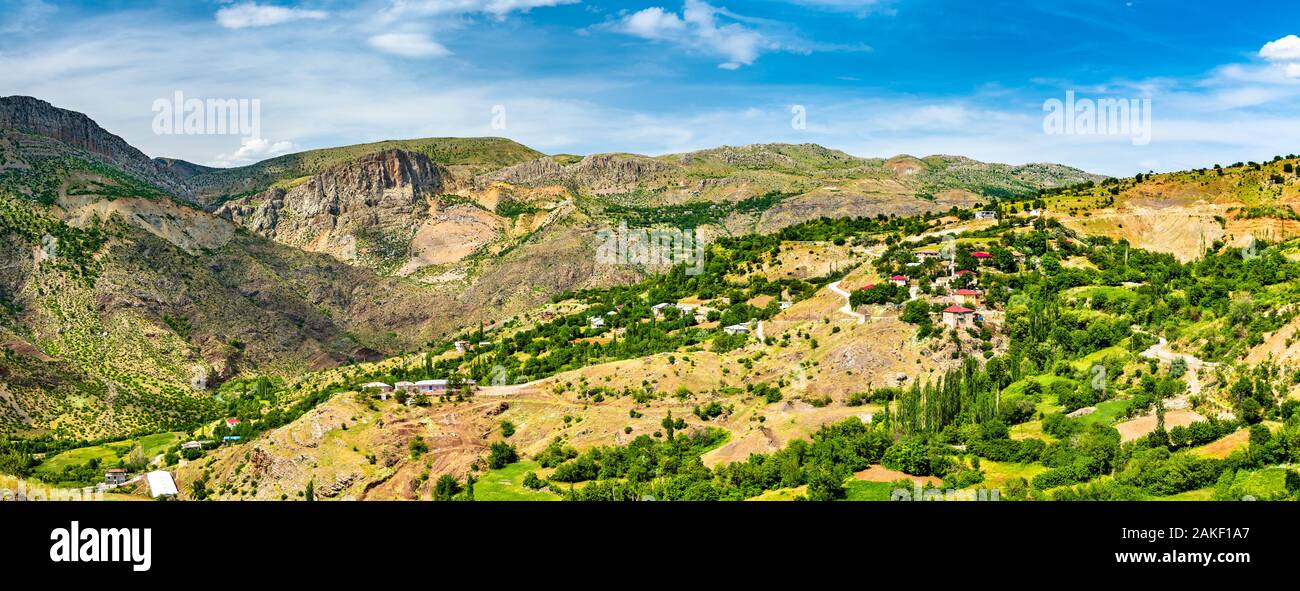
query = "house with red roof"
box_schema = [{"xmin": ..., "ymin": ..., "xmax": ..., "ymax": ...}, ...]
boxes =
[
  {"xmin": 942, "ymin": 305, "xmax": 975, "ymax": 329},
  {"xmin": 224, "ymin": 418, "xmax": 241, "ymax": 430},
  {"xmin": 889, "ymin": 275, "xmax": 909, "ymax": 287},
  {"xmin": 972, "ymin": 251, "xmax": 993, "ymax": 260}
]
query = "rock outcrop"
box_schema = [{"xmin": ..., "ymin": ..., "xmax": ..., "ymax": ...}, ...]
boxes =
[{"xmin": 217, "ymin": 149, "xmax": 451, "ymax": 267}]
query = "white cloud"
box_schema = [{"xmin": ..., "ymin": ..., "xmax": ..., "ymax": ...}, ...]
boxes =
[
  {"xmin": 1260, "ymin": 34, "xmax": 1300, "ymax": 62},
  {"xmin": 623, "ymin": 7, "xmax": 687, "ymax": 39},
  {"xmin": 367, "ymin": 32, "xmax": 452, "ymax": 58},
  {"xmin": 1258, "ymin": 34, "xmax": 1300, "ymax": 78},
  {"xmin": 381, "ymin": 0, "xmax": 579, "ymax": 20},
  {"xmin": 212, "ymin": 137, "xmax": 297, "ymax": 166},
  {"xmin": 215, "ymin": 2, "xmax": 328, "ymax": 29},
  {"xmin": 616, "ymin": 0, "xmax": 784, "ymax": 69}
]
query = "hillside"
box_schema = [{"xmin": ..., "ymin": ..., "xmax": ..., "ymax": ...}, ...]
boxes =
[
  {"xmin": 1045, "ymin": 157, "xmax": 1300, "ymax": 261},
  {"xmin": 158, "ymin": 203, "xmax": 1300, "ymax": 502}
]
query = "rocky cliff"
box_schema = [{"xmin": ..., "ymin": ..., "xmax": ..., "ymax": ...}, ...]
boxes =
[
  {"xmin": 0, "ymin": 96, "xmax": 193, "ymax": 199},
  {"xmin": 216, "ymin": 149, "xmax": 451, "ymax": 270}
]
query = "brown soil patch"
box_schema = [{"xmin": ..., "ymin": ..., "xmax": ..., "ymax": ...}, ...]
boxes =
[
  {"xmin": 1190, "ymin": 429, "xmax": 1249, "ymax": 459},
  {"xmin": 855, "ymin": 465, "xmax": 940, "ymax": 486},
  {"xmin": 1116, "ymin": 409, "xmax": 1206, "ymax": 442}
]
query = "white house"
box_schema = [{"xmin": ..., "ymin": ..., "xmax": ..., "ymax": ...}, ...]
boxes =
[
  {"xmin": 779, "ymin": 301, "xmax": 793, "ymax": 310},
  {"xmin": 105, "ymin": 469, "xmax": 129, "ymax": 486},
  {"xmin": 589, "ymin": 316, "xmax": 606, "ymax": 329},
  {"xmin": 414, "ymin": 379, "xmax": 449, "ymax": 393},
  {"xmin": 362, "ymin": 382, "xmax": 394, "ymax": 400},
  {"xmin": 395, "ymin": 381, "xmax": 416, "ymax": 393},
  {"xmin": 145, "ymin": 471, "xmax": 178, "ymax": 498},
  {"xmin": 975, "ymin": 211, "xmax": 998, "ymax": 220},
  {"xmin": 454, "ymin": 341, "xmax": 472, "ymax": 353},
  {"xmin": 723, "ymin": 323, "xmax": 751, "ymax": 336},
  {"xmin": 916, "ymin": 249, "xmax": 940, "ymax": 261},
  {"xmin": 652, "ymin": 303, "xmax": 673, "ymax": 316}
]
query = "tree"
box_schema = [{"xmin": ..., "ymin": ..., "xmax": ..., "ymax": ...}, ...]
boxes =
[
  {"xmin": 409, "ymin": 436, "xmax": 429, "ymax": 459},
  {"xmin": 304, "ymin": 479, "xmax": 315, "ymax": 502},
  {"xmin": 126, "ymin": 445, "xmax": 148, "ymax": 471},
  {"xmin": 1169, "ymin": 357, "xmax": 1187, "ymax": 379},
  {"xmin": 804, "ymin": 461, "xmax": 848, "ymax": 501},
  {"xmin": 433, "ymin": 474, "xmax": 462, "ymax": 500},
  {"xmin": 500, "ymin": 420, "xmax": 516, "ymax": 438},
  {"xmin": 523, "ymin": 472, "xmax": 546, "ymax": 490},
  {"xmin": 882, "ymin": 438, "xmax": 933, "ymax": 476},
  {"xmin": 662, "ymin": 410, "xmax": 677, "ymax": 441},
  {"xmin": 487, "ymin": 442, "xmax": 518, "ymax": 469}
]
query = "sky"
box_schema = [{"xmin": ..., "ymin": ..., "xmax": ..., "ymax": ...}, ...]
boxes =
[{"xmin": 2, "ymin": 0, "xmax": 1300, "ymax": 176}]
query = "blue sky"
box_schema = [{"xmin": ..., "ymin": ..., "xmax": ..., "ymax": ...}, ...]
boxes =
[{"xmin": 2, "ymin": 0, "xmax": 1300, "ymax": 175}]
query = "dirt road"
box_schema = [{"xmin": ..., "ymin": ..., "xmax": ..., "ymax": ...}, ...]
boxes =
[{"xmin": 828, "ymin": 280, "xmax": 866, "ymax": 324}]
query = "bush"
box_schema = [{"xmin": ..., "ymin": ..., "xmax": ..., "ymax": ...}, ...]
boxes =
[
  {"xmin": 535, "ymin": 439, "xmax": 578, "ymax": 468},
  {"xmin": 409, "ymin": 436, "xmax": 429, "ymax": 459},
  {"xmin": 882, "ymin": 438, "xmax": 934, "ymax": 476},
  {"xmin": 487, "ymin": 442, "xmax": 518, "ymax": 469},
  {"xmin": 550, "ymin": 456, "xmax": 599, "ymax": 483},
  {"xmin": 522, "ymin": 471, "xmax": 546, "ymax": 490}
]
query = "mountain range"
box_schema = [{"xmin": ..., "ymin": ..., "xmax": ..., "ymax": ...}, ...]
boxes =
[{"xmin": 0, "ymin": 95, "xmax": 1102, "ymax": 440}]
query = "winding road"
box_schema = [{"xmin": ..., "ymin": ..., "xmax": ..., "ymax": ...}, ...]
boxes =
[
  {"xmin": 1136, "ymin": 333, "xmax": 1219, "ymax": 397},
  {"xmin": 828, "ymin": 280, "xmax": 866, "ymax": 324}
]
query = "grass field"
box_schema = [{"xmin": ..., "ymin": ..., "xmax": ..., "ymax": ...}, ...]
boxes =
[
  {"xmin": 843, "ymin": 480, "xmax": 897, "ymax": 501},
  {"xmin": 1148, "ymin": 488, "xmax": 1216, "ymax": 501},
  {"xmin": 1075, "ymin": 399, "xmax": 1131, "ymax": 427},
  {"xmin": 475, "ymin": 461, "xmax": 561, "ymax": 501},
  {"xmin": 1071, "ymin": 345, "xmax": 1131, "ymax": 372},
  {"xmin": 748, "ymin": 485, "xmax": 808, "ymax": 501},
  {"xmin": 1218, "ymin": 467, "xmax": 1294, "ymax": 501},
  {"xmin": 1009, "ymin": 419, "xmax": 1057, "ymax": 443},
  {"xmin": 35, "ymin": 432, "xmax": 184, "ymax": 479},
  {"xmin": 978, "ymin": 459, "xmax": 1048, "ymax": 492}
]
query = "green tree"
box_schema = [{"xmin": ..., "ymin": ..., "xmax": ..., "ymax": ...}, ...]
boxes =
[
  {"xmin": 487, "ymin": 442, "xmax": 518, "ymax": 469},
  {"xmin": 433, "ymin": 474, "xmax": 462, "ymax": 500}
]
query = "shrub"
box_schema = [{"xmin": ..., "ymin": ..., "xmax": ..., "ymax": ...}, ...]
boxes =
[{"xmin": 487, "ymin": 442, "xmax": 518, "ymax": 469}]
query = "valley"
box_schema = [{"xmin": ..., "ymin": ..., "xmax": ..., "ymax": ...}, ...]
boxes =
[{"xmin": 3, "ymin": 97, "xmax": 1300, "ymax": 503}]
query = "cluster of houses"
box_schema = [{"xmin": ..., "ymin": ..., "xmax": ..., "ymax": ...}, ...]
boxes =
[
  {"xmin": 857, "ymin": 242, "xmax": 1032, "ymax": 330},
  {"xmin": 453, "ymin": 340, "xmax": 493, "ymax": 353},
  {"xmin": 360, "ymin": 379, "xmax": 477, "ymax": 402}
]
